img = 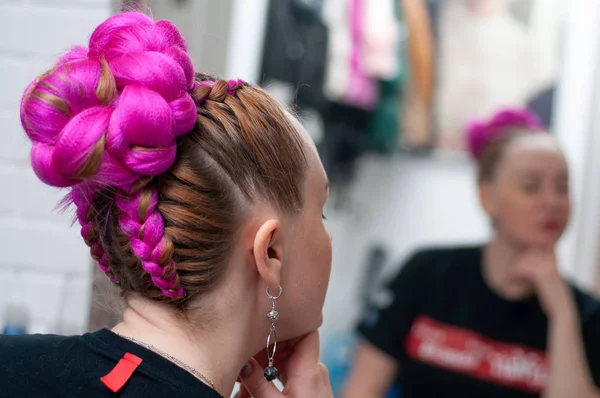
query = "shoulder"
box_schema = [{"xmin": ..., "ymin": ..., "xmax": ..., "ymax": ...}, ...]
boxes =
[
  {"xmin": 0, "ymin": 333, "xmax": 93, "ymax": 395},
  {"xmin": 0, "ymin": 332, "xmax": 75, "ymax": 350},
  {"xmin": 570, "ymin": 285, "xmax": 600, "ymax": 325},
  {"xmin": 395, "ymin": 245, "xmax": 481, "ymax": 281},
  {"xmin": 0, "ymin": 333, "xmax": 83, "ymax": 367}
]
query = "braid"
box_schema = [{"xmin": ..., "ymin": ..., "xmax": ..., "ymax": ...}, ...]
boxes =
[
  {"xmin": 20, "ymin": 12, "xmax": 197, "ymax": 297},
  {"xmin": 192, "ymin": 78, "xmax": 247, "ymax": 105},
  {"xmin": 116, "ymin": 182, "xmax": 183, "ymax": 297},
  {"xmin": 72, "ymin": 185, "xmax": 116, "ymax": 281},
  {"xmin": 20, "ymin": 12, "xmax": 250, "ymax": 300}
]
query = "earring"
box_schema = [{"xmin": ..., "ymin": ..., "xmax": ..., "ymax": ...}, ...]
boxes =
[{"xmin": 264, "ymin": 285, "xmax": 282, "ymax": 382}]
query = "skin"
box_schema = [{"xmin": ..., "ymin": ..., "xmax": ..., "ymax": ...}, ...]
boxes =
[
  {"xmin": 112, "ymin": 126, "xmax": 333, "ymax": 398},
  {"xmin": 345, "ymin": 134, "xmax": 600, "ymax": 398}
]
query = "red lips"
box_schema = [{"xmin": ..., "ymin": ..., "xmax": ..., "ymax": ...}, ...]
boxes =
[{"xmin": 542, "ymin": 220, "xmax": 561, "ymax": 231}]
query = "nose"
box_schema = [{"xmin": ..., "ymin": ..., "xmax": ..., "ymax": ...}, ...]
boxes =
[{"xmin": 541, "ymin": 186, "xmax": 568, "ymax": 210}]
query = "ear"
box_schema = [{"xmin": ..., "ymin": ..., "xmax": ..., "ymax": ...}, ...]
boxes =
[
  {"xmin": 253, "ymin": 219, "xmax": 284, "ymax": 291},
  {"xmin": 479, "ymin": 182, "xmax": 498, "ymax": 221}
]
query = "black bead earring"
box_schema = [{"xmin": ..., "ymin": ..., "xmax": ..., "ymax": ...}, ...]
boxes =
[{"xmin": 264, "ymin": 285, "xmax": 282, "ymax": 382}]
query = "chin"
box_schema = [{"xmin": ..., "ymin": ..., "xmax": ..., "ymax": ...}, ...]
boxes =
[
  {"xmin": 528, "ymin": 235, "xmax": 561, "ymax": 248},
  {"xmin": 315, "ymin": 311, "xmax": 324, "ymax": 328},
  {"xmin": 279, "ymin": 314, "xmax": 323, "ymax": 342},
  {"xmin": 302, "ymin": 314, "xmax": 324, "ymax": 335}
]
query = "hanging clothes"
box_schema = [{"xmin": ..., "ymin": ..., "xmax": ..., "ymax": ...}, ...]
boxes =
[
  {"xmin": 260, "ymin": 0, "xmax": 329, "ymax": 114},
  {"xmin": 319, "ymin": 0, "xmax": 411, "ymax": 180},
  {"xmin": 319, "ymin": 102, "xmax": 370, "ymax": 187},
  {"xmin": 434, "ymin": 1, "xmax": 553, "ymax": 150},
  {"xmin": 400, "ymin": 0, "xmax": 436, "ymax": 150},
  {"xmin": 323, "ymin": 0, "xmax": 379, "ymax": 110},
  {"xmin": 365, "ymin": 0, "xmax": 407, "ymax": 154},
  {"xmin": 527, "ymin": 85, "xmax": 555, "ymax": 129},
  {"xmin": 362, "ymin": 0, "xmax": 402, "ymax": 80},
  {"xmin": 320, "ymin": 0, "xmax": 372, "ymax": 186},
  {"xmin": 322, "ymin": 0, "xmax": 352, "ymax": 104},
  {"xmin": 342, "ymin": 0, "xmax": 379, "ymax": 110}
]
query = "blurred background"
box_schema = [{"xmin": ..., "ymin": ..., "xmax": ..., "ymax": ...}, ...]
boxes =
[{"xmin": 2, "ymin": 0, "xmax": 600, "ymax": 388}]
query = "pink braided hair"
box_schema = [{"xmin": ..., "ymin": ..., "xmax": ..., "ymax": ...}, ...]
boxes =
[
  {"xmin": 20, "ymin": 12, "xmax": 244, "ymax": 298},
  {"xmin": 466, "ymin": 107, "xmax": 545, "ymax": 160}
]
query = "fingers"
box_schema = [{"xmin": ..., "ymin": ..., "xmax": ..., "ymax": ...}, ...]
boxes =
[
  {"xmin": 517, "ymin": 248, "xmax": 556, "ymax": 272},
  {"xmin": 252, "ymin": 347, "xmax": 269, "ymax": 368},
  {"xmin": 242, "ymin": 331, "xmax": 322, "ymax": 390},
  {"xmin": 284, "ymin": 331, "xmax": 321, "ymax": 378},
  {"xmin": 523, "ymin": 247, "xmax": 555, "ymax": 261},
  {"xmin": 253, "ymin": 335, "xmax": 303, "ymax": 367},
  {"xmin": 247, "ymin": 343, "xmax": 292, "ymax": 385},
  {"xmin": 240, "ymin": 332, "xmax": 333, "ymax": 398},
  {"xmin": 239, "ymin": 358, "xmax": 281, "ymax": 398},
  {"xmin": 235, "ymin": 383, "xmax": 251, "ymax": 398}
]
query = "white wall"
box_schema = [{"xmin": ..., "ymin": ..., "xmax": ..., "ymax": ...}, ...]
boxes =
[
  {"xmin": 0, "ymin": 1, "xmax": 112, "ymax": 334},
  {"xmin": 554, "ymin": 0, "xmax": 600, "ymax": 289},
  {"xmin": 150, "ymin": 0, "xmax": 235, "ymax": 78},
  {"xmin": 226, "ymin": 0, "xmax": 269, "ymax": 82}
]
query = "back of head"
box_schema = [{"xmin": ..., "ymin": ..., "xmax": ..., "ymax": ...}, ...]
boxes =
[
  {"xmin": 466, "ymin": 108, "xmax": 545, "ymax": 182},
  {"xmin": 20, "ymin": 12, "xmax": 308, "ymax": 307}
]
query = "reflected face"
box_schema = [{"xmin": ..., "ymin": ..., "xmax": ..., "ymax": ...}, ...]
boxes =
[{"xmin": 482, "ymin": 134, "xmax": 571, "ymax": 248}]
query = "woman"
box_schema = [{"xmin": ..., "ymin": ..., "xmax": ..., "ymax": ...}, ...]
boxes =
[
  {"xmin": 345, "ymin": 108, "xmax": 600, "ymax": 398},
  {"xmin": 0, "ymin": 12, "xmax": 333, "ymax": 398}
]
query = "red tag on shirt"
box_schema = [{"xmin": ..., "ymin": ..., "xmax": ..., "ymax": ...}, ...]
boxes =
[
  {"xmin": 100, "ymin": 352, "xmax": 143, "ymax": 393},
  {"xmin": 405, "ymin": 316, "xmax": 548, "ymax": 393}
]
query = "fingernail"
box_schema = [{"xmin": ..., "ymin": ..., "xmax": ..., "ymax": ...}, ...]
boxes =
[{"xmin": 240, "ymin": 362, "xmax": 252, "ymax": 377}]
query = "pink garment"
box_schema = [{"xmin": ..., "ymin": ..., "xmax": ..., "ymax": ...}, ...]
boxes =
[
  {"xmin": 342, "ymin": 0, "xmax": 379, "ymax": 110},
  {"xmin": 362, "ymin": 0, "xmax": 401, "ymax": 80}
]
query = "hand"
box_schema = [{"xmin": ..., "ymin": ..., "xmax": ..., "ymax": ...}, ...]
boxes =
[
  {"xmin": 513, "ymin": 248, "xmax": 572, "ymax": 318},
  {"xmin": 236, "ymin": 331, "xmax": 333, "ymax": 398}
]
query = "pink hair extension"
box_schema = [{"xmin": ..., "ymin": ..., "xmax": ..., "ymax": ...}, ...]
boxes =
[
  {"xmin": 193, "ymin": 78, "xmax": 246, "ymax": 103},
  {"xmin": 71, "ymin": 184, "xmax": 117, "ymax": 282},
  {"xmin": 20, "ymin": 12, "xmax": 202, "ymax": 297},
  {"xmin": 466, "ymin": 107, "xmax": 545, "ymax": 160},
  {"xmin": 116, "ymin": 188, "xmax": 184, "ymax": 298},
  {"xmin": 227, "ymin": 78, "xmax": 245, "ymax": 96}
]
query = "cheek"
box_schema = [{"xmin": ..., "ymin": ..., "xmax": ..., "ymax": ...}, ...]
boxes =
[
  {"xmin": 497, "ymin": 194, "xmax": 537, "ymax": 228},
  {"xmin": 308, "ymin": 224, "xmax": 333, "ymax": 294},
  {"xmin": 303, "ymin": 231, "xmax": 331, "ymax": 285},
  {"xmin": 321, "ymin": 225, "xmax": 332, "ymax": 261},
  {"xmin": 559, "ymin": 199, "xmax": 572, "ymax": 222},
  {"xmin": 321, "ymin": 227, "xmax": 333, "ymax": 277},
  {"xmin": 497, "ymin": 196, "xmax": 520, "ymax": 217},
  {"xmin": 291, "ymin": 221, "xmax": 332, "ymax": 290}
]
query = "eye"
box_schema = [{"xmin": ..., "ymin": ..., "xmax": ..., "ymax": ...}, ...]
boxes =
[
  {"xmin": 556, "ymin": 181, "xmax": 569, "ymax": 195},
  {"xmin": 522, "ymin": 181, "xmax": 540, "ymax": 194},
  {"xmin": 322, "ymin": 213, "xmax": 327, "ymax": 221}
]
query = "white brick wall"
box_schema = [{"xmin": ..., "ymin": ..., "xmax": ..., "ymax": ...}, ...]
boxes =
[{"xmin": 0, "ymin": 1, "xmax": 112, "ymax": 334}]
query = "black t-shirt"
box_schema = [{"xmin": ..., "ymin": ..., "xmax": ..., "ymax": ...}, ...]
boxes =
[
  {"xmin": 358, "ymin": 246, "xmax": 600, "ymax": 398},
  {"xmin": 0, "ymin": 329, "xmax": 222, "ymax": 397}
]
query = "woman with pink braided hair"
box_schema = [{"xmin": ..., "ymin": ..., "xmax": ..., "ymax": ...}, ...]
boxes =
[
  {"xmin": 1, "ymin": 11, "xmax": 333, "ymax": 398},
  {"xmin": 346, "ymin": 108, "xmax": 600, "ymax": 398}
]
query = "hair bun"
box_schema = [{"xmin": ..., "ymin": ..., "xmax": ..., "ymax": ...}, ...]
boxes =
[
  {"xmin": 20, "ymin": 12, "xmax": 197, "ymax": 189},
  {"xmin": 466, "ymin": 108, "xmax": 544, "ymax": 160}
]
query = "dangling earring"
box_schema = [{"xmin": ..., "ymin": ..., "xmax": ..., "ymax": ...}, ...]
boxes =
[{"xmin": 264, "ymin": 285, "xmax": 282, "ymax": 381}]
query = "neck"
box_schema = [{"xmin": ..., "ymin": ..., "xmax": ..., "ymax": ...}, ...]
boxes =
[
  {"xmin": 483, "ymin": 236, "xmax": 537, "ymax": 300},
  {"xmin": 112, "ymin": 290, "xmax": 263, "ymax": 397}
]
